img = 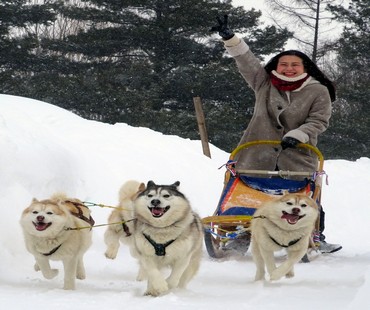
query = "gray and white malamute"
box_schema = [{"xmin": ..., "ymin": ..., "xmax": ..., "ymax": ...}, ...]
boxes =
[{"xmin": 105, "ymin": 180, "xmax": 203, "ymax": 296}]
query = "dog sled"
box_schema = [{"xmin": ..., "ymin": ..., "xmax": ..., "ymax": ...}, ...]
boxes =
[{"xmin": 202, "ymin": 140, "xmax": 325, "ymax": 259}]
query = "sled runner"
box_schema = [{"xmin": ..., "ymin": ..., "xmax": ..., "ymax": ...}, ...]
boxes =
[{"xmin": 202, "ymin": 140, "xmax": 325, "ymax": 259}]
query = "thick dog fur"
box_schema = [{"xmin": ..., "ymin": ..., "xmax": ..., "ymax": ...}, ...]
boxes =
[
  {"xmin": 251, "ymin": 191, "xmax": 319, "ymax": 281},
  {"xmin": 105, "ymin": 180, "xmax": 203, "ymax": 296},
  {"xmin": 20, "ymin": 193, "xmax": 94, "ymax": 290}
]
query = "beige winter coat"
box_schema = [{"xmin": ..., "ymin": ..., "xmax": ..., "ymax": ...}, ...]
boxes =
[{"xmin": 225, "ymin": 37, "xmax": 332, "ymax": 173}]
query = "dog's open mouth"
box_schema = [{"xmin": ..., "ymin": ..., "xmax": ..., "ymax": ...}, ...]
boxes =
[
  {"xmin": 148, "ymin": 206, "xmax": 170, "ymax": 218},
  {"xmin": 33, "ymin": 221, "xmax": 52, "ymax": 231},
  {"xmin": 281, "ymin": 211, "xmax": 305, "ymax": 225}
]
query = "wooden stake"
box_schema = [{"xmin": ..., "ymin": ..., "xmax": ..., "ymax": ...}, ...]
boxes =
[{"xmin": 193, "ymin": 96, "xmax": 211, "ymax": 158}]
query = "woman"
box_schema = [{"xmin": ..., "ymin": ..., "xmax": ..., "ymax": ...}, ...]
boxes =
[{"xmin": 211, "ymin": 15, "xmax": 341, "ymax": 253}]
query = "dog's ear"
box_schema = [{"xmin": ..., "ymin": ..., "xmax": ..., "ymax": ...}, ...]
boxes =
[
  {"xmin": 147, "ymin": 180, "xmax": 156, "ymax": 188},
  {"xmin": 307, "ymin": 191, "xmax": 314, "ymax": 198},
  {"xmin": 138, "ymin": 182, "xmax": 146, "ymax": 193},
  {"xmin": 32, "ymin": 198, "xmax": 38, "ymax": 203},
  {"xmin": 171, "ymin": 181, "xmax": 180, "ymax": 188}
]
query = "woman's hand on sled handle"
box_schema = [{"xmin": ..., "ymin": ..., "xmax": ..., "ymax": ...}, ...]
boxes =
[
  {"xmin": 281, "ymin": 137, "xmax": 300, "ymax": 150},
  {"xmin": 210, "ymin": 14, "xmax": 235, "ymax": 40}
]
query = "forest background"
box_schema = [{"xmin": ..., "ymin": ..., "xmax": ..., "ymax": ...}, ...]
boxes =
[{"xmin": 0, "ymin": 0, "xmax": 368, "ymax": 159}]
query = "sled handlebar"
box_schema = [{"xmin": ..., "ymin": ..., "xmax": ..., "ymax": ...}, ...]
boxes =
[{"xmin": 229, "ymin": 140, "xmax": 324, "ymax": 172}]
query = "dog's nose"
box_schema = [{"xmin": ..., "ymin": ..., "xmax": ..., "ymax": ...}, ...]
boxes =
[
  {"xmin": 151, "ymin": 199, "xmax": 161, "ymax": 207},
  {"xmin": 36, "ymin": 215, "xmax": 45, "ymax": 222},
  {"xmin": 292, "ymin": 208, "xmax": 300, "ymax": 215}
]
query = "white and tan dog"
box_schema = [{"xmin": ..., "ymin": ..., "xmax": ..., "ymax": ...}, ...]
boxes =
[
  {"xmin": 20, "ymin": 194, "xmax": 94, "ymax": 290},
  {"xmin": 251, "ymin": 191, "xmax": 318, "ymax": 281},
  {"xmin": 104, "ymin": 180, "xmax": 145, "ymax": 260}
]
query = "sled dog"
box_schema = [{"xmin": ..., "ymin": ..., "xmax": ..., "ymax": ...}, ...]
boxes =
[
  {"xmin": 109, "ymin": 180, "xmax": 203, "ymax": 296},
  {"xmin": 251, "ymin": 191, "xmax": 318, "ymax": 281},
  {"xmin": 20, "ymin": 194, "xmax": 94, "ymax": 290},
  {"xmin": 104, "ymin": 180, "xmax": 145, "ymax": 259}
]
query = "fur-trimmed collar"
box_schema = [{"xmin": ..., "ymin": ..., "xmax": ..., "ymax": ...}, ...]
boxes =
[{"xmin": 270, "ymin": 70, "xmax": 311, "ymax": 91}]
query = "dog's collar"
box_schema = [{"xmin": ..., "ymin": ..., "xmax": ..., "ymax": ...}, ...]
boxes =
[
  {"xmin": 41, "ymin": 244, "xmax": 62, "ymax": 256},
  {"xmin": 269, "ymin": 235, "xmax": 302, "ymax": 248},
  {"xmin": 143, "ymin": 233, "xmax": 175, "ymax": 256}
]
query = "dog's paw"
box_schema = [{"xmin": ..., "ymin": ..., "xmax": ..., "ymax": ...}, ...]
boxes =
[
  {"xmin": 76, "ymin": 270, "xmax": 86, "ymax": 280},
  {"xmin": 269, "ymin": 269, "xmax": 285, "ymax": 281},
  {"xmin": 144, "ymin": 280, "xmax": 169, "ymax": 297},
  {"xmin": 285, "ymin": 270, "xmax": 295, "ymax": 278},
  {"xmin": 34, "ymin": 263, "xmax": 40, "ymax": 272},
  {"xmin": 43, "ymin": 269, "xmax": 59, "ymax": 279},
  {"xmin": 144, "ymin": 287, "xmax": 168, "ymax": 297},
  {"xmin": 104, "ymin": 246, "xmax": 118, "ymax": 259},
  {"xmin": 254, "ymin": 270, "xmax": 265, "ymax": 281},
  {"xmin": 104, "ymin": 251, "xmax": 117, "ymax": 260},
  {"xmin": 63, "ymin": 282, "xmax": 76, "ymax": 290},
  {"xmin": 254, "ymin": 275, "xmax": 265, "ymax": 281}
]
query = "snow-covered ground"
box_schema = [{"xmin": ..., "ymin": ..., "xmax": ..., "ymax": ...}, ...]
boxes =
[{"xmin": 1, "ymin": 94, "xmax": 369, "ymax": 309}]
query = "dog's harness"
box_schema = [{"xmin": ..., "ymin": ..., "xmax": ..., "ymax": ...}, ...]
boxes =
[
  {"xmin": 143, "ymin": 233, "xmax": 175, "ymax": 256},
  {"xmin": 122, "ymin": 222, "xmax": 132, "ymax": 237},
  {"xmin": 66, "ymin": 200, "xmax": 95, "ymax": 227},
  {"xmin": 41, "ymin": 244, "xmax": 62, "ymax": 256},
  {"xmin": 253, "ymin": 215, "xmax": 302, "ymax": 248},
  {"xmin": 269, "ymin": 235, "xmax": 302, "ymax": 248}
]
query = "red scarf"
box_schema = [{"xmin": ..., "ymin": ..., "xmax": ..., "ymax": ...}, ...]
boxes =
[{"xmin": 270, "ymin": 70, "xmax": 310, "ymax": 91}]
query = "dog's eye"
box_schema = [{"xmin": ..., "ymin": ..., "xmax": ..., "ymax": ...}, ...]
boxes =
[
  {"xmin": 301, "ymin": 204, "xmax": 307, "ymax": 208},
  {"xmin": 163, "ymin": 194, "xmax": 170, "ymax": 198},
  {"xmin": 46, "ymin": 211, "xmax": 53, "ymax": 215},
  {"xmin": 32, "ymin": 211, "xmax": 38, "ymax": 214},
  {"xmin": 147, "ymin": 194, "xmax": 153, "ymax": 198},
  {"xmin": 286, "ymin": 202, "xmax": 293, "ymax": 206}
]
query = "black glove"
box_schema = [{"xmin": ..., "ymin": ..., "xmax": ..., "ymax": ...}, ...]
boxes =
[
  {"xmin": 210, "ymin": 15, "xmax": 235, "ymax": 40},
  {"xmin": 281, "ymin": 137, "xmax": 300, "ymax": 150}
]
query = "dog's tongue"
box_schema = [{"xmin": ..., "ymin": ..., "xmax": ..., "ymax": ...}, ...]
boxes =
[
  {"xmin": 151, "ymin": 207, "xmax": 165, "ymax": 217},
  {"xmin": 281, "ymin": 213, "xmax": 300, "ymax": 225},
  {"xmin": 34, "ymin": 222, "xmax": 50, "ymax": 231}
]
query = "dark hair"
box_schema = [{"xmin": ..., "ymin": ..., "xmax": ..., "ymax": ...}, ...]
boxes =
[{"xmin": 264, "ymin": 50, "xmax": 336, "ymax": 102}]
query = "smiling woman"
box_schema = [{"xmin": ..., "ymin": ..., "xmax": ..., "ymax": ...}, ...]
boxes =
[
  {"xmin": 276, "ymin": 55, "xmax": 305, "ymax": 76},
  {"xmin": 210, "ymin": 14, "xmax": 342, "ymax": 254}
]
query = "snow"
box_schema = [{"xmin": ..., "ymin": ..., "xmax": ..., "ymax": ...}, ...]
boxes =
[{"xmin": 1, "ymin": 94, "xmax": 370, "ymax": 309}]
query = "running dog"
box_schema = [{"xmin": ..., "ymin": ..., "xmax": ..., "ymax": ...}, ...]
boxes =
[
  {"xmin": 109, "ymin": 180, "xmax": 203, "ymax": 296},
  {"xmin": 251, "ymin": 191, "xmax": 318, "ymax": 281},
  {"xmin": 20, "ymin": 194, "xmax": 94, "ymax": 290}
]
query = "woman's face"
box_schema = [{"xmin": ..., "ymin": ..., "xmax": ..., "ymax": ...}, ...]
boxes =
[{"xmin": 276, "ymin": 55, "xmax": 305, "ymax": 77}]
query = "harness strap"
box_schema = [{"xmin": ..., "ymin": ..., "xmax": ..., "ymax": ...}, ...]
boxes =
[
  {"xmin": 122, "ymin": 222, "xmax": 131, "ymax": 237},
  {"xmin": 66, "ymin": 201, "xmax": 95, "ymax": 227},
  {"xmin": 143, "ymin": 233, "xmax": 175, "ymax": 256},
  {"xmin": 269, "ymin": 235, "xmax": 302, "ymax": 248},
  {"xmin": 42, "ymin": 244, "xmax": 62, "ymax": 256}
]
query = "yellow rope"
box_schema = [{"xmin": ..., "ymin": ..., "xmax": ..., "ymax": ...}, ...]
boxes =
[
  {"xmin": 83, "ymin": 201, "xmax": 131, "ymax": 211},
  {"xmin": 65, "ymin": 220, "xmax": 135, "ymax": 231}
]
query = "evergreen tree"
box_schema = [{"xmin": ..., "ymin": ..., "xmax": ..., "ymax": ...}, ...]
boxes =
[
  {"xmin": 323, "ymin": 0, "xmax": 370, "ymax": 159},
  {"xmin": 39, "ymin": 0, "xmax": 291, "ymax": 151},
  {"xmin": 0, "ymin": 0, "xmax": 57, "ymax": 93}
]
